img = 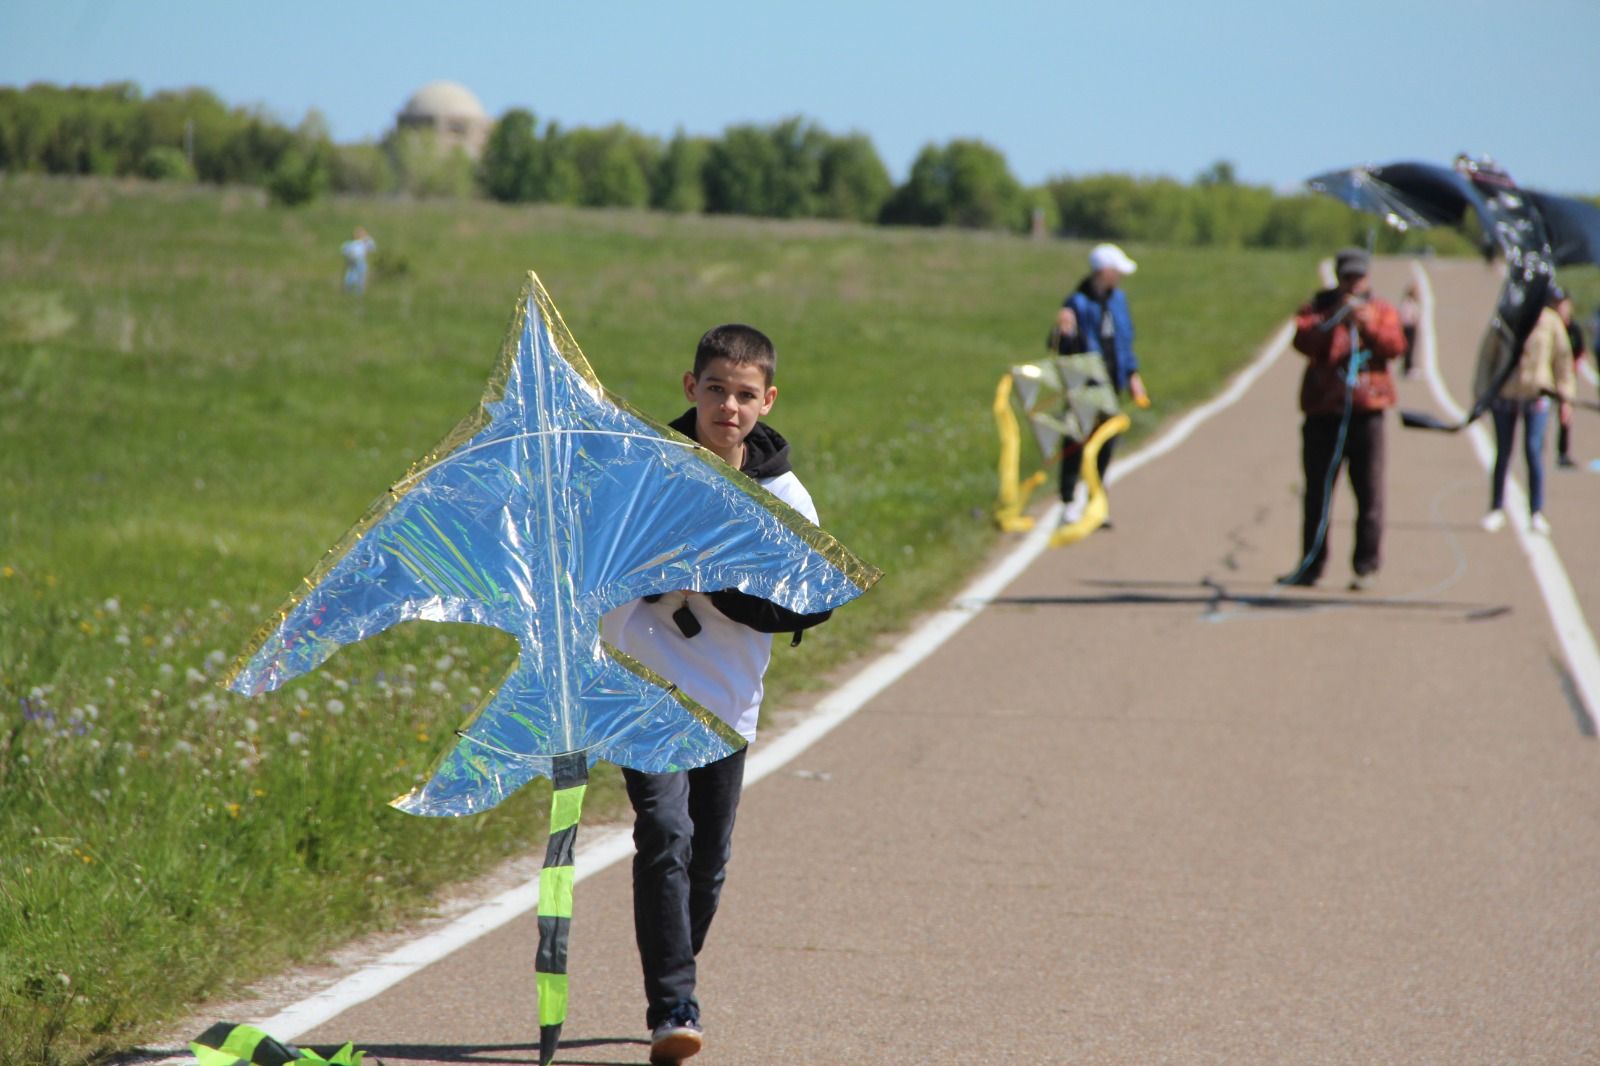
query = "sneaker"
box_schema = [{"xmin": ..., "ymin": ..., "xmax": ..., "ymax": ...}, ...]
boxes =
[
  {"xmin": 1531, "ymin": 512, "xmax": 1552, "ymax": 535},
  {"xmin": 650, "ymin": 1005, "xmax": 703, "ymax": 1064},
  {"xmin": 1480, "ymin": 510, "xmax": 1507, "ymax": 533},
  {"xmin": 1348, "ymin": 572, "xmax": 1377, "ymax": 592},
  {"xmin": 1277, "ymin": 570, "xmax": 1319, "ymax": 588},
  {"xmin": 1557, "ymin": 454, "xmax": 1577, "ymax": 469}
]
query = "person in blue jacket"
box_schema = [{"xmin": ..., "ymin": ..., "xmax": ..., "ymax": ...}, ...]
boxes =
[{"xmin": 1049, "ymin": 243, "xmax": 1149, "ymax": 524}]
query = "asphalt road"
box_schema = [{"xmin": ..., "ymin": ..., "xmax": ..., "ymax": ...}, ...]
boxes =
[{"xmin": 270, "ymin": 258, "xmax": 1600, "ymax": 1065}]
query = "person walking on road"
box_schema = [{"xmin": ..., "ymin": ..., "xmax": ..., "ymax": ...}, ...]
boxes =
[
  {"xmin": 603, "ymin": 324, "xmax": 835, "ymax": 1065},
  {"xmin": 1283, "ymin": 248, "xmax": 1407, "ymax": 590},
  {"xmin": 1477, "ymin": 285, "xmax": 1576, "ymax": 533},
  {"xmin": 1048, "ymin": 242, "xmax": 1149, "ymax": 527},
  {"xmin": 1554, "ymin": 290, "xmax": 1587, "ymax": 468}
]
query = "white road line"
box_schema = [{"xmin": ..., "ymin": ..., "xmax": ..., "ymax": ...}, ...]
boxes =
[
  {"xmin": 1413, "ymin": 262, "xmax": 1600, "ymax": 730},
  {"xmin": 254, "ymin": 320, "xmax": 1298, "ymax": 1042}
]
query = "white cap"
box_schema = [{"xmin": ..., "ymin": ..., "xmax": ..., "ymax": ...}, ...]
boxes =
[{"xmin": 1088, "ymin": 243, "xmax": 1137, "ymax": 276}]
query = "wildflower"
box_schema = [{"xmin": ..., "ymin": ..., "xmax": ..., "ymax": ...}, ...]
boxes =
[
  {"xmin": 104, "ymin": 597, "xmax": 120, "ymax": 614},
  {"xmin": 1, "ymin": 565, "xmax": 13, "ymax": 578},
  {"xmin": 253, "ymin": 788, "xmax": 266, "ymax": 798},
  {"xmin": 428, "ymin": 679, "xmax": 447, "ymax": 695},
  {"xmin": 244, "ymin": 717, "xmax": 259, "ymax": 734},
  {"xmin": 114, "ymin": 632, "xmax": 131, "ymax": 646},
  {"xmin": 185, "ymin": 667, "xmax": 206, "ymax": 685},
  {"xmin": 224, "ymin": 802, "xmax": 241, "ymax": 818},
  {"xmin": 158, "ymin": 664, "xmax": 175, "ymax": 678},
  {"xmin": 82, "ymin": 704, "xmax": 98, "ymax": 720},
  {"xmin": 171, "ymin": 740, "xmax": 195, "ymax": 756},
  {"xmin": 79, "ymin": 621, "xmax": 96, "ymax": 635},
  {"xmin": 325, "ymin": 698, "xmax": 346, "ymax": 715},
  {"xmin": 416, "ymin": 730, "xmax": 430, "ymax": 743},
  {"xmin": 333, "ymin": 677, "xmax": 349, "ymax": 691},
  {"xmin": 435, "ymin": 654, "xmax": 455, "ymax": 672},
  {"xmin": 287, "ymin": 730, "xmax": 308, "ymax": 746},
  {"xmin": 205, "ymin": 649, "xmax": 226, "ymax": 670}
]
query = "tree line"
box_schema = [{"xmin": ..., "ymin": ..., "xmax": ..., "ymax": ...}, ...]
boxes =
[{"xmin": 1, "ymin": 81, "xmax": 1470, "ymax": 252}]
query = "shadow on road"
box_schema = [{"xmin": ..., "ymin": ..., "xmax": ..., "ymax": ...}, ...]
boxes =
[{"xmin": 983, "ymin": 577, "xmax": 1512, "ymax": 622}]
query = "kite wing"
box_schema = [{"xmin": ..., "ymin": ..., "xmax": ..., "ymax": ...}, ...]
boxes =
[
  {"xmin": 1524, "ymin": 190, "xmax": 1600, "ymax": 268},
  {"xmin": 227, "ymin": 272, "xmax": 882, "ymax": 816}
]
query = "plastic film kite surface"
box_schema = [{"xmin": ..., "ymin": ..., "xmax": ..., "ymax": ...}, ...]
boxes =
[{"xmin": 227, "ymin": 272, "xmax": 881, "ymax": 817}]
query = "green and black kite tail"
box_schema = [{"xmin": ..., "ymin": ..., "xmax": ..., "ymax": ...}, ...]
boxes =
[{"xmin": 537, "ymin": 752, "xmax": 589, "ymax": 1065}]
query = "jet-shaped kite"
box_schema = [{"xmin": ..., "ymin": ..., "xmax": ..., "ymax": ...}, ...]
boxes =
[
  {"xmin": 1307, "ymin": 155, "xmax": 1600, "ymax": 431},
  {"xmin": 227, "ymin": 272, "xmax": 881, "ymax": 1063}
]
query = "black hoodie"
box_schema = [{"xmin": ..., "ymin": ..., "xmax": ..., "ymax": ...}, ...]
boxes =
[{"xmin": 664, "ymin": 408, "xmax": 833, "ymax": 638}]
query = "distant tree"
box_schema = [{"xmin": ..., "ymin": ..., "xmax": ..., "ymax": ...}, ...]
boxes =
[
  {"xmin": 386, "ymin": 127, "xmax": 474, "ymax": 199},
  {"xmin": 817, "ymin": 132, "xmax": 891, "ymax": 222},
  {"xmin": 1195, "ymin": 158, "xmax": 1238, "ymax": 187},
  {"xmin": 331, "ymin": 141, "xmax": 395, "ymax": 195},
  {"xmin": 703, "ymin": 123, "xmax": 783, "ymax": 216},
  {"xmin": 566, "ymin": 124, "xmax": 656, "ymax": 208},
  {"xmin": 480, "ymin": 108, "xmax": 542, "ymax": 202},
  {"xmin": 882, "ymin": 139, "xmax": 1023, "ymax": 230},
  {"xmin": 651, "ymin": 129, "xmax": 709, "ymax": 213},
  {"xmin": 538, "ymin": 122, "xmax": 582, "ymax": 205}
]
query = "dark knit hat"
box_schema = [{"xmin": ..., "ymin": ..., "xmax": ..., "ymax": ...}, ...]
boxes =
[{"xmin": 1335, "ymin": 248, "xmax": 1370, "ymax": 278}]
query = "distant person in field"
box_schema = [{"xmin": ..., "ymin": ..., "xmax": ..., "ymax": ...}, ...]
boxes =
[
  {"xmin": 1476, "ymin": 284, "xmax": 1575, "ymax": 534},
  {"xmin": 1283, "ymin": 248, "xmax": 1406, "ymax": 591},
  {"xmin": 341, "ymin": 226, "xmax": 376, "ymax": 294},
  {"xmin": 1398, "ymin": 283, "xmax": 1422, "ymax": 378},
  {"xmin": 1555, "ymin": 290, "xmax": 1587, "ymax": 468},
  {"xmin": 1047, "ymin": 242, "xmax": 1149, "ymax": 527}
]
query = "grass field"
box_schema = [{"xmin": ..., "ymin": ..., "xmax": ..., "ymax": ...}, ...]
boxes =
[{"xmin": 0, "ymin": 175, "xmax": 1320, "ymax": 1064}]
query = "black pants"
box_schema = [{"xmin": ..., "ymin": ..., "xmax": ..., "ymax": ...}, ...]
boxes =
[
  {"xmin": 1301, "ymin": 411, "xmax": 1386, "ymax": 579},
  {"xmin": 1059, "ymin": 434, "xmax": 1117, "ymax": 503},
  {"xmin": 622, "ymin": 746, "xmax": 747, "ymax": 1029}
]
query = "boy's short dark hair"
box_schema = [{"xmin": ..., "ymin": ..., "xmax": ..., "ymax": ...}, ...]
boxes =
[{"xmin": 694, "ymin": 324, "xmax": 776, "ymax": 385}]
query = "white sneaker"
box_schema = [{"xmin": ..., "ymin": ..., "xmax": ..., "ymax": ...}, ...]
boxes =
[
  {"xmin": 1480, "ymin": 510, "xmax": 1506, "ymax": 533},
  {"xmin": 1531, "ymin": 512, "xmax": 1552, "ymax": 535},
  {"xmin": 1059, "ymin": 482, "xmax": 1089, "ymax": 525}
]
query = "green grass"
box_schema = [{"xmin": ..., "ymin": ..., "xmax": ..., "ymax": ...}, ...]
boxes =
[{"xmin": 0, "ymin": 174, "xmax": 1317, "ymax": 1064}]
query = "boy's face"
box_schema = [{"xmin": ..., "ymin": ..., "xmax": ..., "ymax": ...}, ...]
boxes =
[{"xmin": 683, "ymin": 357, "xmax": 776, "ymax": 462}]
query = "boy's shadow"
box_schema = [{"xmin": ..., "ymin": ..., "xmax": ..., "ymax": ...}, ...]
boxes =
[{"xmin": 336, "ymin": 1036, "xmax": 648, "ymax": 1066}]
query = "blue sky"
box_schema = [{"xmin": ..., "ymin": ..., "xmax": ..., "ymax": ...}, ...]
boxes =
[{"xmin": 3, "ymin": 0, "xmax": 1596, "ymax": 194}]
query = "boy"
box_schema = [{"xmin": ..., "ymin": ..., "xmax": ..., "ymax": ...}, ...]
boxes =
[{"xmin": 602, "ymin": 324, "xmax": 832, "ymax": 1064}]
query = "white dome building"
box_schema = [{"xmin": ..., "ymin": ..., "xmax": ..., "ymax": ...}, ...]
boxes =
[{"xmin": 396, "ymin": 81, "xmax": 492, "ymax": 159}]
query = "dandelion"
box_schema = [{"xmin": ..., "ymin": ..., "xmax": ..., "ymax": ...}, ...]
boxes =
[
  {"xmin": 435, "ymin": 654, "xmax": 455, "ymax": 672},
  {"xmin": 104, "ymin": 597, "xmax": 120, "ymax": 614},
  {"xmin": 79, "ymin": 621, "xmax": 97, "ymax": 635},
  {"xmin": 416, "ymin": 730, "xmax": 430, "ymax": 743},
  {"xmin": 205, "ymin": 649, "xmax": 226, "ymax": 670},
  {"xmin": 428, "ymin": 679, "xmax": 447, "ymax": 695},
  {"xmin": 333, "ymin": 677, "xmax": 349, "ymax": 692},
  {"xmin": 1, "ymin": 565, "xmax": 13, "ymax": 578},
  {"xmin": 287, "ymin": 730, "xmax": 308, "ymax": 746},
  {"xmin": 326, "ymin": 698, "xmax": 346, "ymax": 715},
  {"xmin": 158, "ymin": 664, "xmax": 175, "ymax": 678},
  {"xmin": 244, "ymin": 717, "xmax": 259, "ymax": 735},
  {"xmin": 114, "ymin": 632, "xmax": 131, "ymax": 646},
  {"xmin": 171, "ymin": 740, "xmax": 195, "ymax": 756},
  {"xmin": 185, "ymin": 667, "xmax": 206, "ymax": 685},
  {"xmin": 224, "ymin": 802, "xmax": 241, "ymax": 818}
]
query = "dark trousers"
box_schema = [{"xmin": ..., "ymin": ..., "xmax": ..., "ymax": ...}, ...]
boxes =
[
  {"xmin": 622, "ymin": 746, "xmax": 747, "ymax": 1029},
  {"xmin": 1301, "ymin": 411, "xmax": 1386, "ymax": 579},
  {"xmin": 1059, "ymin": 434, "xmax": 1117, "ymax": 503}
]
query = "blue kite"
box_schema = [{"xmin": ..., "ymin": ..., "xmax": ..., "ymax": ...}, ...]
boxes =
[{"xmin": 227, "ymin": 272, "xmax": 881, "ymax": 1062}]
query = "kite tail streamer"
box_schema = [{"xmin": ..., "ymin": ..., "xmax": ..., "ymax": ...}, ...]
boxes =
[
  {"xmin": 537, "ymin": 752, "xmax": 589, "ymax": 1065},
  {"xmin": 1048, "ymin": 412, "xmax": 1131, "ymax": 548},
  {"xmin": 992, "ymin": 373, "xmax": 1048, "ymax": 531}
]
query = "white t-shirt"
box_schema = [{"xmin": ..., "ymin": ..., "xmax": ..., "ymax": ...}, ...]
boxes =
[{"xmin": 601, "ymin": 470, "xmax": 817, "ymax": 741}]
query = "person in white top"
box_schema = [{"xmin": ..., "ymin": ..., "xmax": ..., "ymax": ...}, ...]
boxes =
[{"xmin": 602, "ymin": 323, "xmax": 833, "ymax": 1064}]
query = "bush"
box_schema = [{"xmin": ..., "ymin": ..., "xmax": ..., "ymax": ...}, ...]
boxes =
[
  {"xmin": 138, "ymin": 146, "xmax": 194, "ymax": 182},
  {"xmin": 266, "ymin": 147, "xmax": 329, "ymax": 207}
]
